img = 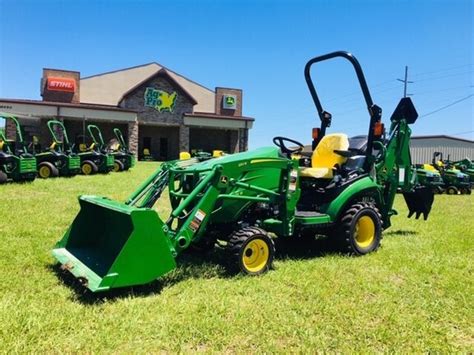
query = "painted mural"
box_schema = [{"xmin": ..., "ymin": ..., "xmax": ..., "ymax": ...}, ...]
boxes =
[{"xmin": 144, "ymin": 88, "xmax": 178, "ymax": 113}]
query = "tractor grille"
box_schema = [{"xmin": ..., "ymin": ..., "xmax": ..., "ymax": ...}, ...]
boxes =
[
  {"xmin": 20, "ymin": 158, "xmax": 37, "ymax": 173},
  {"xmin": 68, "ymin": 156, "xmax": 81, "ymax": 169},
  {"xmin": 106, "ymin": 155, "xmax": 115, "ymax": 167}
]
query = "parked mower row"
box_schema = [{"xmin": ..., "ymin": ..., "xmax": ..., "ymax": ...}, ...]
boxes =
[
  {"xmin": 0, "ymin": 113, "xmax": 135, "ymax": 184},
  {"xmin": 415, "ymin": 152, "xmax": 472, "ymax": 195}
]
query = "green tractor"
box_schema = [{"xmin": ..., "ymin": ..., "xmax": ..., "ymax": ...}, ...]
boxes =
[
  {"xmin": 0, "ymin": 113, "xmax": 37, "ymax": 183},
  {"xmin": 452, "ymin": 158, "xmax": 474, "ymax": 185},
  {"xmin": 75, "ymin": 124, "xmax": 114, "ymax": 175},
  {"xmin": 431, "ymin": 152, "xmax": 470, "ymax": 195},
  {"xmin": 34, "ymin": 120, "xmax": 81, "ymax": 178},
  {"xmin": 52, "ymin": 51, "xmax": 434, "ymax": 292},
  {"xmin": 109, "ymin": 128, "xmax": 136, "ymax": 172},
  {"xmin": 414, "ymin": 163, "xmax": 444, "ymax": 194}
]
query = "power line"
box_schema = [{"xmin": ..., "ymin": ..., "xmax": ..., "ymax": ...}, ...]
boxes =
[
  {"xmin": 420, "ymin": 94, "xmax": 473, "ymax": 117},
  {"xmin": 415, "ymin": 70, "xmax": 473, "ymax": 83},
  {"xmin": 449, "ymin": 130, "xmax": 474, "ymax": 136},
  {"xmin": 411, "ymin": 63, "xmax": 473, "ymax": 78}
]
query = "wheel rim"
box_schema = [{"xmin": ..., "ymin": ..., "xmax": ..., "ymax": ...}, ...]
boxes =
[
  {"xmin": 82, "ymin": 164, "xmax": 92, "ymax": 175},
  {"xmin": 113, "ymin": 162, "xmax": 120, "ymax": 172},
  {"xmin": 354, "ymin": 215, "xmax": 375, "ymax": 248},
  {"xmin": 242, "ymin": 239, "xmax": 269, "ymax": 273},
  {"xmin": 39, "ymin": 165, "xmax": 51, "ymax": 178}
]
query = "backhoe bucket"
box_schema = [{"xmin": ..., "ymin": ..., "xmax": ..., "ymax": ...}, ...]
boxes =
[
  {"xmin": 403, "ymin": 186, "xmax": 434, "ymax": 220},
  {"xmin": 52, "ymin": 196, "xmax": 177, "ymax": 292}
]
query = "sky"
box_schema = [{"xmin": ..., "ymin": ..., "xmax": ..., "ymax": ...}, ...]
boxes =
[{"xmin": 0, "ymin": 0, "xmax": 472, "ymax": 147}]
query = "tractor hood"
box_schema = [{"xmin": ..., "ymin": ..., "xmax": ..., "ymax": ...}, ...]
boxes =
[{"xmin": 188, "ymin": 146, "xmax": 282, "ymax": 170}]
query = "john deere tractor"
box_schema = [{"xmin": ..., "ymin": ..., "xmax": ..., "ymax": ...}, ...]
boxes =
[
  {"xmin": 452, "ymin": 158, "xmax": 474, "ymax": 185},
  {"xmin": 34, "ymin": 120, "xmax": 81, "ymax": 178},
  {"xmin": 75, "ymin": 124, "xmax": 114, "ymax": 175},
  {"xmin": 109, "ymin": 128, "xmax": 136, "ymax": 172},
  {"xmin": 0, "ymin": 113, "xmax": 37, "ymax": 183},
  {"xmin": 52, "ymin": 51, "xmax": 434, "ymax": 293},
  {"xmin": 431, "ymin": 152, "xmax": 470, "ymax": 194}
]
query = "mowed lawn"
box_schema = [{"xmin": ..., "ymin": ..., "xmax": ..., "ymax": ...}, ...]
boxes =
[{"xmin": 0, "ymin": 162, "xmax": 472, "ymax": 352}]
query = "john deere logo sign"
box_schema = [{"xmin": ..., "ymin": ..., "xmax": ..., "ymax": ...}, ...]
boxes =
[
  {"xmin": 144, "ymin": 88, "xmax": 178, "ymax": 112},
  {"xmin": 223, "ymin": 94, "xmax": 237, "ymax": 110}
]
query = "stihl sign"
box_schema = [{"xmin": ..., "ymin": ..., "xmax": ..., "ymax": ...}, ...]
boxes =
[{"xmin": 46, "ymin": 77, "xmax": 76, "ymax": 92}]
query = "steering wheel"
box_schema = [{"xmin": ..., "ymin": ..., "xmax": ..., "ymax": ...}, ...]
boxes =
[{"xmin": 272, "ymin": 136, "xmax": 304, "ymax": 155}]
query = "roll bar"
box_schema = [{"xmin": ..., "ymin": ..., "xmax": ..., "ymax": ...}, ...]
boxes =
[
  {"xmin": 47, "ymin": 120, "xmax": 71, "ymax": 146},
  {"xmin": 304, "ymin": 51, "xmax": 382, "ymax": 160}
]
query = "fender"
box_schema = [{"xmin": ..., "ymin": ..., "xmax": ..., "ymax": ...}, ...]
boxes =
[{"xmin": 324, "ymin": 176, "xmax": 382, "ymax": 221}]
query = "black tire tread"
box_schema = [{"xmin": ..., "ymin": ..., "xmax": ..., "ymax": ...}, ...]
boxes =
[
  {"xmin": 332, "ymin": 202, "xmax": 383, "ymax": 255},
  {"xmin": 227, "ymin": 226, "xmax": 275, "ymax": 275},
  {"xmin": 38, "ymin": 161, "xmax": 59, "ymax": 178}
]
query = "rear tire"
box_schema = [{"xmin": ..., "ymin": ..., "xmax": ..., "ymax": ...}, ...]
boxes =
[
  {"xmin": 113, "ymin": 160, "xmax": 124, "ymax": 172},
  {"xmin": 332, "ymin": 202, "xmax": 382, "ymax": 255},
  {"xmin": 446, "ymin": 186, "xmax": 458, "ymax": 195},
  {"xmin": 81, "ymin": 160, "xmax": 98, "ymax": 175},
  {"xmin": 0, "ymin": 170, "xmax": 7, "ymax": 183},
  {"xmin": 434, "ymin": 186, "xmax": 444, "ymax": 194},
  {"xmin": 38, "ymin": 162, "xmax": 59, "ymax": 179},
  {"xmin": 227, "ymin": 227, "xmax": 275, "ymax": 275}
]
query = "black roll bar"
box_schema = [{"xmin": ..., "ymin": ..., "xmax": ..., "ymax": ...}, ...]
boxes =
[{"xmin": 304, "ymin": 51, "xmax": 382, "ymax": 161}]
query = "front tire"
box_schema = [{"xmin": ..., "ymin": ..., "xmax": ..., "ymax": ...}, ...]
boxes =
[
  {"xmin": 81, "ymin": 160, "xmax": 98, "ymax": 175},
  {"xmin": 332, "ymin": 202, "xmax": 382, "ymax": 255},
  {"xmin": 227, "ymin": 227, "xmax": 275, "ymax": 275},
  {"xmin": 113, "ymin": 160, "xmax": 124, "ymax": 172},
  {"xmin": 446, "ymin": 186, "xmax": 458, "ymax": 195},
  {"xmin": 0, "ymin": 170, "xmax": 7, "ymax": 183},
  {"xmin": 38, "ymin": 162, "xmax": 59, "ymax": 179}
]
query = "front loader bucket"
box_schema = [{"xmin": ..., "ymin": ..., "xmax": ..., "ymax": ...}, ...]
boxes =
[
  {"xmin": 52, "ymin": 196, "xmax": 177, "ymax": 292},
  {"xmin": 403, "ymin": 186, "xmax": 434, "ymax": 220}
]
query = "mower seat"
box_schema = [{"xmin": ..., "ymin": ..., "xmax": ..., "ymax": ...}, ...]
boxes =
[{"xmin": 300, "ymin": 133, "xmax": 349, "ymax": 179}]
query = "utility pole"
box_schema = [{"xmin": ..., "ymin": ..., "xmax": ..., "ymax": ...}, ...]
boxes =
[{"xmin": 397, "ymin": 66, "xmax": 414, "ymax": 98}]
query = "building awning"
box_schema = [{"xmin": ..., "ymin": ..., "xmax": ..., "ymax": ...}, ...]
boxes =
[
  {"xmin": 184, "ymin": 112, "xmax": 254, "ymax": 130},
  {"xmin": 0, "ymin": 98, "xmax": 137, "ymax": 122}
]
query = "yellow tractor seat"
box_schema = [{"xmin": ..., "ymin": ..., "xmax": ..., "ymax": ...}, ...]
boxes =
[
  {"xmin": 300, "ymin": 133, "xmax": 349, "ymax": 179},
  {"xmin": 49, "ymin": 142, "xmax": 57, "ymax": 150},
  {"xmin": 0, "ymin": 140, "xmax": 4, "ymax": 150},
  {"xmin": 79, "ymin": 143, "xmax": 87, "ymax": 152},
  {"xmin": 143, "ymin": 148, "xmax": 151, "ymax": 156}
]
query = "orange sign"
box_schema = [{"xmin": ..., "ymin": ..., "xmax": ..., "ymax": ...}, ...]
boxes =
[{"xmin": 47, "ymin": 77, "xmax": 76, "ymax": 92}]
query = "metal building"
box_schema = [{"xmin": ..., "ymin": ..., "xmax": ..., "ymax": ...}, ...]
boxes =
[{"xmin": 410, "ymin": 135, "xmax": 474, "ymax": 164}]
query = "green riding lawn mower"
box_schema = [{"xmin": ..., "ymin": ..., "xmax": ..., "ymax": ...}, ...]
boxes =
[
  {"xmin": 52, "ymin": 51, "xmax": 435, "ymax": 293},
  {"xmin": 452, "ymin": 158, "xmax": 474, "ymax": 184},
  {"xmin": 109, "ymin": 128, "xmax": 136, "ymax": 172},
  {"xmin": 0, "ymin": 113, "xmax": 37, "ymax": 183},
  {"xmin": 75, "ymin": 124, "xmax": 114, "ymax": 175},
  {"xmin": 430, "ymin": 152, "xmax": 471, "ymax": 195},
  {"xmin": 33, "ymin": 120, "xmax": 81, "ymax": 179},
  {"xmin": 414, "ymin": 163, "xmax": 444, "ymax": 194}
]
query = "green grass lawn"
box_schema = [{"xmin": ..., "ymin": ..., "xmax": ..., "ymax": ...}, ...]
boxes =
[{"xmin": 0, "ymin": 162, "xmax": 473, "ymax": 352}]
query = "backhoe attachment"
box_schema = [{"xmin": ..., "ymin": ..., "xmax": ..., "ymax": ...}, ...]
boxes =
[{"xmin": 403, "ymin": 185, "xmax": 434, "ymax": 220}]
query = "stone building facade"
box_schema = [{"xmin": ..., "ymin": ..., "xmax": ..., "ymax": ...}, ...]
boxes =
[{"xmin": 1, "ymin": 62, "xmax": 254, "ymax": 160}]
